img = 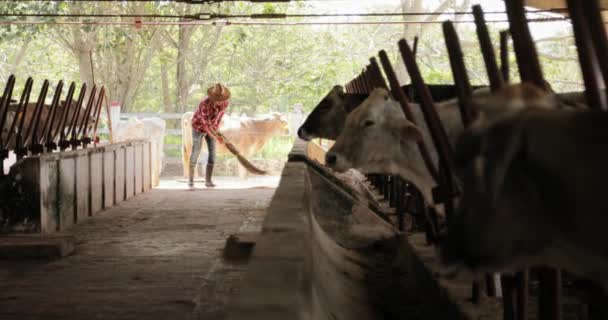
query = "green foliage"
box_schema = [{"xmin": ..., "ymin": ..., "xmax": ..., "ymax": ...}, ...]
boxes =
[{"xmin": 0, "ymin": 2, "xmax": 584, "ymax": 117}]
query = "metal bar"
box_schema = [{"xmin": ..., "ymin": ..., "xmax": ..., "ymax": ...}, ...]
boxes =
[
  {"xmin": 0, "ymin": 75, "xmax": 16, "ymax": 149},
  {"xmin": 76, "ymin": 85, "xmax": 97, "ymax": 139},
  {"xmin": 398, "ymin": 38, "xmax": 454, "ymax": 164},
  {"xmin": 355, "ymin": 74, "xmax": 363, "ymax": 94},
  {"xmin": 9, "ymin": 77, "xmax": 33, "ymax": 159},
  {"xmin": 500, "ymin": 30, "xmax": 511, "ymax": 83},
  {"xmin": 567, "ymin": 0, "xmax": 607, "ymax": 110},
  {"xmin": 78, "ymin": 85, "xmax": 98, "ymax": 149},
  {"xmin": 398, "ymin": 39, "xmax": 457, "ymax": 219},
  {"xmin": 501, "ymin": 275, "xmax": 517, "ymax": 320},
  {"xmin": 412, "ymin": 36, "xmax": 419, "ymax": 57},
  {"xmin": 53, "ymin": 82, "xmax": 76, "ymax": 142},
  {"xmin": 26, "ymin": 80, "xmax": 50, "ymax": 155},
  {"xmin": 581, "ymin": 0, "xmax": 608, "ymax": 93},
  {"xmin": 378, "ymin": 49, "xmax": 440, "ymax": 182},
  {"xmin": 362, "ymin": 68, "xmax": 372, "ymax": 93},
  {"xmin": 538, "ymin": 268, "xmax": 561, "ymax": 320},
  {"xmin": 91, "ymin": 86, "xmax": 106, "ymax": 144},
  {"xmin": 0, "ymin": 75, "xmax": 15, "ymax": 174},
  {"xmin": 369, "ymin": 57, "xmax": 388, "ymax": 89},
  {"xmin": 473, "ymin": 5, "xmax": 504, "ymax": 91},
  {"xmin": 65, "ymin": 84, "xmax": 87, "ymax": 151},
  {"xmin": 442, "ymin": 21, "xmax": 476, "ymax": 127},
  {"xmin": 58, "ymin": 82, "xmax": 82, "ymax": 151},
  {"xmin": 516, "ymin": 270, "xmax": 529, "ymax": 320},
  {"xmin": 42, "ymin": 80, "xmax": 64, "ymax": 152},
  {"xmin": 504, "ymin": 0, "xmax": 547, "ymax": 89}
]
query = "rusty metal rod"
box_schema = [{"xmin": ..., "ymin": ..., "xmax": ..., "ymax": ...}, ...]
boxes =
[
  {"xmin": 0, "ymin": 75, "xmax": 16, "ymax": 144},
  {"xmin": 516, "ymin": 270, "xmax": 530, "ymax": 320},
  {"xmin": 398, "ymin": 39, "xmax": 454, "ymax": 170},
  {"xmin": 378, "ymin": 49, "xmax": 440, "ymax": 182},
  {"xmin": 8, "ymin": 77, "xmax": 33, "ymax": 153},
  {"xmin": 91, "ymin": 86, "xmax": 106, "ymax": 143},
  {"xmin": 0, "ymin": 75, "xmax": 15, "ymax": 174},
  {"xmin": 500, "ymin": 30, "xmax": 511, "ymax": 83},
  {"xmin": 64, "ymin": 84, "xmax": 87, "ymax": 150},
  {"xmin": 53, "ymin": 82, "xmax": 76, "ymax": 142},
  {"xmin": 399, "ymin": 38, "xmax": 457, "ymax": 220},
  {"xmin": 473, "ymin": 5, "xmax": 504, "ymax": 91},
  {"xmin": 369, "ymin": 57, "xmax": 388, "ymax": 89},
  {"xmin": 0, "ymin": 75, "xmax": 16, "ymax": 146},
  {"xmin": 41, "ymin": 80, "xmax": 64, "ymax": 151},
  {"xmin": 442, "ymin": 21, "xmax": 476, "ymax": 127},
  {"xmin": 501, "ymin": 275, "xmax": 517, "ymax": 320},
  {"xmin": 567, "ymin": 0, "xmax": 607, "ymax": 110},
  {"xmin": 361, "ymin": 68, "xmax": 372, "ymax": 93},
  {"xmin": 538, "ymin": 268, "xmax": 561, "ymax": 320},
  {"xmin": 77, "ymin": 85, "xmax": 97, "ymax": 137},
  {"xmin": 27, "ymin": 80, "xmax": 50, "ymax": 154},
  {"xmin": 581, "ymin": 0, "xmax": 608, "ymax": 93},
  {"xmin": 504, "ymin": 0, "xmax": 547, "ymax": 90}
]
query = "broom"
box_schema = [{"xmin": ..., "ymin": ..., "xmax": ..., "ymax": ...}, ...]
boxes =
[{"xmin": 208, "ymin": 128, "xmax": 268, "ymax": 175}]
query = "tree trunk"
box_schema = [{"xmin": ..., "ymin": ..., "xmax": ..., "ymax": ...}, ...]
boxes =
[
  {"xmin": 10, "ymin": 38, "xmax": 32, "ymax": 75},
  {"xmin": 160, "ymin": 59, "xmax": 172, "ymax": 112},
  {"xmin": 176, "ymin": 23, "xmax": 194, "ymax": 113}
]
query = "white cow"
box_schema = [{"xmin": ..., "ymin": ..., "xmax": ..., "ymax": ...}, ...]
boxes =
[
  {"xmin": 325, "ymin": 86, "xmax": 584, "ymax": 209},
  {"xmin": 112, "ymin": 117, "xmax": 166, "ymax": 186}
]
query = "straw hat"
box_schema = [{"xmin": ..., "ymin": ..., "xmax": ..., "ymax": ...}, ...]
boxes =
[{"xmin": 207, "ymin": 83, "xmax": 231, "ymax": 102}]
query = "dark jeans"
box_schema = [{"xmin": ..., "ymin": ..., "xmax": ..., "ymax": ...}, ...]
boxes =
[{"xmin": 190, "ymin": 129, "xmax": 216, "ymax": 171}]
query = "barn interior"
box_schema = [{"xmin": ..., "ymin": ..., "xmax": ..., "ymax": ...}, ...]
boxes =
[{"xmin": 0, "ymin": 0, "xmax": 606, "ymax": 320}]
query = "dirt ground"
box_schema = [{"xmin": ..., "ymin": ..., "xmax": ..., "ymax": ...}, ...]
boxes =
[{"xmin": 0, "ymin": 177, "xmax": 280, "ymax": 320}]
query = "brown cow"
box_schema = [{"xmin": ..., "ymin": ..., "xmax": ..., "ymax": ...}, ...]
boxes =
[{"xmin": 182, "ymin": 113, "xmax": 289, "ymax": 179}]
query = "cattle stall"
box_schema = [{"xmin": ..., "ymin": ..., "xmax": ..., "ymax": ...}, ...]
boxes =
[
  {"xmin": 0, "ymin": 76, "xmax": 158, "ymax": 235},
  {"xmin": 235, "ymin": 0, "xmax": 608, "ymax": 319},
  {"xmin": 338, "ymin": 1, "xmax": 606, "ymax": 319}
]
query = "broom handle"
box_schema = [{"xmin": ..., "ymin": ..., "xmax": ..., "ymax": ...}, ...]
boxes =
[{"xmin": 207, "ymin": 128, "xmax": 225, "ymax": 144}]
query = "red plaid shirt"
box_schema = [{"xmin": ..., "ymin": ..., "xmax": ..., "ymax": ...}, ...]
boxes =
[{"xmin": 191, "ymin": 98, "xmax": 230, "ymax": 134}]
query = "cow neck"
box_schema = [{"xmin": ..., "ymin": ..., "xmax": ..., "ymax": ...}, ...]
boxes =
[{"xmin": 393, "ymin": 101, "xmax": 464, "ymax": 206}]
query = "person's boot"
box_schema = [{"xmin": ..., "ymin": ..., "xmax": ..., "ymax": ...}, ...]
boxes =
[
  {"xmin": 188, "ymin": 165, "xmax": 195, "ymax": 189},
  {"xmin": 205, "ymin": 164, "xmax": 216, "ymax": 188}
]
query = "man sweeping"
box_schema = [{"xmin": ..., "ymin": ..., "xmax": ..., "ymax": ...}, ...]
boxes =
[{"xmin": 189, "ymin": 83, "xmax": 231, "ymax": 188}]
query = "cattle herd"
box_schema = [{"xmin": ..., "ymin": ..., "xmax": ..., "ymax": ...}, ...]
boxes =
[{"xmin": 299, "ymin": 0, "xmax": 608, "ymax": 319}]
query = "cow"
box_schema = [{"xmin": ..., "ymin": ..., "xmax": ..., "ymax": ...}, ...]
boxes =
[
  {"xmin": 324, "ymin": 88, "xmax": 466, "ymax": 208},
  {"xmin": 441, "ymin": 86, "xmax": 608, "ymax": 291},
  {"xmin": 297, "ymin": 84, "xmax": 488, "ymax": 142},
  {"xmin": 324, "ymin": 85, "xmax": 586, "ymax": 208},
  {"xmin": 181, "ymin": 113, "xmax": 290, "ymax": 179},
  {"xmin": 297, "ymin": 86, "xmax": 367, "ymax": 141}
]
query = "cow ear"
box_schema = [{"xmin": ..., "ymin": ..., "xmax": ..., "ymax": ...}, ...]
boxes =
[{"xmin": 394, "ymin": 118, "xmax": 422, "ymax": 142}]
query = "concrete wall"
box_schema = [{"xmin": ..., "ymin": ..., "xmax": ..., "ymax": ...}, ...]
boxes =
[{"xmin": 4, "ymin": 140, "xmax": 157, "ymax": 234}]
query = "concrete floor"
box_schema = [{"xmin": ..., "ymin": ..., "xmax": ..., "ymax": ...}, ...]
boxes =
[{"xmin": 0, "ymin": 177, "xmax": 279, "ymax": 320}]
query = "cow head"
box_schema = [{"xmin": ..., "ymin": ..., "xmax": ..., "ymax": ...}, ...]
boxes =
[
  {"xmin": 297, "ymin": 86, "xmax": 368, "ymax": 141},
  {"xmin": 272, "ymin": 113, "xmax": 290, "ymax": 135},
  {"xmin": 325, "ymin": 88, "xmax": 423, "ymax": 176}
]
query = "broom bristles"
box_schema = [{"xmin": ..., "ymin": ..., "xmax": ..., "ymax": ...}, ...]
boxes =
[{"xmin": 214, "ymin": 131, "xmax": 268, "ymax": 175}]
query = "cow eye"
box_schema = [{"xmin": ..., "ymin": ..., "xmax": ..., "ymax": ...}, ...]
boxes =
[{"xmin": 363, "ymin": 120, "xmax": 375, "ymax": 127}]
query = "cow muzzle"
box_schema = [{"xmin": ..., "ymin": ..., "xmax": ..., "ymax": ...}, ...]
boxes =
[{"xmin": 297, "ymin": 127, "xmax": 312, "ymax": 141}]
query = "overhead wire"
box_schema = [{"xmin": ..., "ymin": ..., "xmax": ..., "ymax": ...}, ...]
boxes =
[
  {"xmin": 0, "ymin": 17, "xmax": 569, "ymax": 26},
  {"xmin": 0, "ymin": 8, "xmax": 574, "ymax": 20}
]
